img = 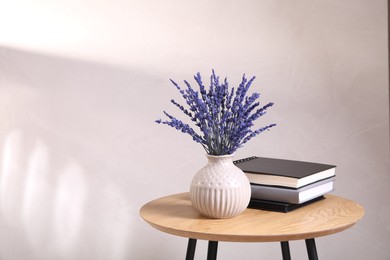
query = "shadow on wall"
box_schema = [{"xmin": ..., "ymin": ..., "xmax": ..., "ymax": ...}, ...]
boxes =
[{"xmin": 0, "ymin": 46, "xmax": 169, "ymax": 260}]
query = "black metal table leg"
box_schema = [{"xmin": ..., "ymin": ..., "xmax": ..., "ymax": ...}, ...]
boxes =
[
  {"xmin": 185, "ymin": 238, "xmax": 197, "ymax": 260},
  {"xmin": 207, "ymin": 241, "xmax": 218, "ymax": 260},
  {"xmin": 305, "ymin": 238, "xmax": 319, "ymax": 260},
  {"xmin": 280, "ymin": 241, "xmax": 291, "ymax": 260}
]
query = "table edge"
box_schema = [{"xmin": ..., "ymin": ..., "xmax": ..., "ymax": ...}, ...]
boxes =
[{"xmin": 139, "ymin": 193, "xmax": 365, "ymax": 242}]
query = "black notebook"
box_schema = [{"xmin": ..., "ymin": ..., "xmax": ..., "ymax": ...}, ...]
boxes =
[
  {"xmin": 234, "ymin": 156, "xmax": 336, "ymax": 188},
  {"xmin": 248, "ymin": 195, "xmax": 325, "ymax": 213}
]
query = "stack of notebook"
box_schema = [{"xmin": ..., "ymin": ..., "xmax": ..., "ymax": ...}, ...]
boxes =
[{"xmin": 234, "ymin": 156, "xmax": 336, "ymax": 212}]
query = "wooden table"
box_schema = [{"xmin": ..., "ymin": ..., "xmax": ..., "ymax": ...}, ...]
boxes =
[{"xmin": 140, "ymin": 193, "xmax": 364, "ymax": 260}]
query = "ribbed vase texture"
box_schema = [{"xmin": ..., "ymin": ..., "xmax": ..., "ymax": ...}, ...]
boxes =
[{"xmin": 190, "ymin": 154, "xmax": 251, "ymax": 219}]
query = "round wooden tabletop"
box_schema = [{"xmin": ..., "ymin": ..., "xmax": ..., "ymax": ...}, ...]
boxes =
[{"xmin": 140, "ymin": 193, "xmax": 364, "ymax": 242}]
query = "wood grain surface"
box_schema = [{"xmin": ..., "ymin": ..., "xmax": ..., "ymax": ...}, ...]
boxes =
[{"xmin": 140, "ymin": 193, "xmax": 364, "ymax": 242}]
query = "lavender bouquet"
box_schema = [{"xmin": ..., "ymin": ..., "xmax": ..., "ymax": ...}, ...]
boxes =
[{"xmin": 156, "ymin": 70, "xmax": 276, "ymax": 156}]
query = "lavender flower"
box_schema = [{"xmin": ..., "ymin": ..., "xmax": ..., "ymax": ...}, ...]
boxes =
[{"xmin": 156, "ymin": 70, "xmax": 276, "ymax": 155}]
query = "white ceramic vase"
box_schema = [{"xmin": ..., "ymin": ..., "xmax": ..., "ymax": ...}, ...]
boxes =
[{"xmin": 189, "ymin": 154, "xmax": 251, "ymax": 219}]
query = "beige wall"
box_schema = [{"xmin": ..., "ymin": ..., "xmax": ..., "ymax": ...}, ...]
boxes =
[{"xmin": 0, "ymin": 0, "xmax": 389, "ymax": 259}]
